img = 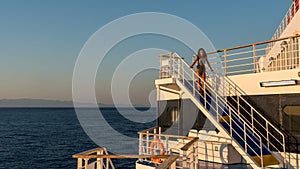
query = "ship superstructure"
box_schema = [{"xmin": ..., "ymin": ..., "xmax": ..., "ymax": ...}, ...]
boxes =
[{"xmin": 73, "ymin": 1, "xmax": 300, "ymax": 168}]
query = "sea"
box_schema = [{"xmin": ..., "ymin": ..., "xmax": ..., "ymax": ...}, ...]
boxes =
[
  {"xmin": 0, "ymin": 108, "xmax": 155, "ymax": 169},
  {"xmin": 0, "ymin": 108, "xmax": 250, "ymax": 169}
]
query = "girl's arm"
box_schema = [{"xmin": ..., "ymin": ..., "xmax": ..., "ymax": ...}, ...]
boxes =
[{"xmin": 190, "ymin": 55, "xmax": 198, "ymax": 68}]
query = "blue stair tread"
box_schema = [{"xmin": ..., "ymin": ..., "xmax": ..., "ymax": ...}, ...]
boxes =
[{"xmin": 220, "ymin": 120, "xmax": 272, "ymax": 156}]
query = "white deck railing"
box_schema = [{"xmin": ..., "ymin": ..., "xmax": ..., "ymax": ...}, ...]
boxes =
[
  {"xmin": 73, "ymin": 147, "xmax": 115, "ymax": 169},
  {"xmin": 267, "ymin": 0, "xmax": 299, "ymax": 51},
  {"xmin": 138, "ymin": 126, "xmax": 199, "ymax": 169},
  {"xmin": 206, "ymin": 35, "xmax": 300, "ymax": 76},
  {"xmin": 73, "ymin": 146, "xmax": 180, "ymax": 169}
]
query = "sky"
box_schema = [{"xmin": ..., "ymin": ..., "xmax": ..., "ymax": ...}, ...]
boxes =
[{"xmin": 0, "ymin": 0, "xmax": 292, "ymax": 105}]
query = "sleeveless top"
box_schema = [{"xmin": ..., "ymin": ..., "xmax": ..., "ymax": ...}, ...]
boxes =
[{"xmin": 196, "ymin": 55, "xmax": 206, "ymax": 73}]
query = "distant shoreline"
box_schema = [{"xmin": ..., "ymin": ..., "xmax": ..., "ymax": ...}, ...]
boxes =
[
  {"xmin": 0, "ymin": 107, "xmax": 156, "ymax": 109},
  {"xmin": 0, "ymin": 99, "xmax": 154, "ymax": 108}
]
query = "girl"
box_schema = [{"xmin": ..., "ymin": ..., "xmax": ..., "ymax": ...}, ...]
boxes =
[{"xmin": 190, "ymin": 48, "xmax": 213, "ymax": 93}]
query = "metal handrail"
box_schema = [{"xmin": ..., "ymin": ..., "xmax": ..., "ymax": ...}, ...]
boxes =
[
  {"xmin": 206, "ymin": 34, "xmax": 300, "ymax": 55},
  {"xmin": 224, "ymin": 75, "xmax": 299, "ymax": 167},
  {"xmin": 207, "ymin": 72, "xmax": 298, "ymax": 158},
  {"xmin": 204, "ymin": 34, "xmax": 300, "ymax": 76},
  {"xmin": 138, "ymin": 126, "xmax": 199, "ymax": 169},
  {"xmin": 267, "ymin": 0, "xmax": 299, "ymax": 51},
  {"xmin": 163, "ymin": 53, "xmax": 268, "ymax": 167},
  {"xmin": 204, "ymin": 65, "xmax": 286, "ymax": 153},
  {"xmin": 73, "ymin": 147, "xmax": 116, "ymax": 169},
  {"xmin": 225, "ymin": 76, "xmax": 286, "ymax": 144}
]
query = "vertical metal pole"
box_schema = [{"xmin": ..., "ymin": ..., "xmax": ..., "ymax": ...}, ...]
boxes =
[
  {"xmin": 77, "ymin": 158, "xmax": 83, "ymax": 169},
  {"xmin": 182, "ymin": 58, "xmax": 184, "ymax": 84},
  {"xmin": 244, "ymin": 123, "xmax": 247, "ymax": 152},
  {"xmin": 159, "ymin": 55, "xmax": 162, "ymax": 78},
  {"xmin": 84, "ymin": 158, "xmax": 89, "ymax": 169},
  {"xmin": 253, "ymin": 44, "xmax": 257, "ymax": 73},
  {"xmin": 290, "ymin": 37, "xmax": 294, "ymax": 69},
  {"xmin": 216, "ymin": 96, "xmax": 219, "ymax": 120},
  {"xmin": 237, "ymin": 96, "xmax": 240, "ymax": 117},
  {"xmin": 224, "ymin": 50, "xmax": 227, "ymax": 75},
  {"xmin": 193, "ymin": 71, "xmax": 195, "ymax": 96},
  {"xmin": 283, "ymin": 134, "xmax": 287, "ymax": 168},
  {"xmin": 146, "ymin": 131, "xmax": 149, "ymax": 154},
  {"xmin": 251, "ymin": 109, "xmax": 254, "ymax": 129},
  {"xmin": 156, "ymin": 85, "xmax": 160, "ymax": 127},
  {"xmin": 154, "ymin": 128, "xmax": 157, "ymax": 140},
  {"xmin": 204, "ymin": 81, "xmax": 207, "ymax": 108},
  {"xmin": 100, "ymin": 149, "xmax": 104, "ymax": 169},
  {"xmin": 297, "ymin": 37, "xmax": 300, "ymax": 67},
  {"xmin": 172, "ymin": 53, "xmax": 175, "ymax": 78},
  {"xmin": 266, "ymin": 122, "xmax": 269, "ymax": 149},
  {"xmin": 166, "ymin": 136, "xmax": 169, "ymax": 154},
  {"xmin": 139, "ymin": 133, "xmax": 143, "ymax": 155},
  {"xmin": 260, "ymin": 139, "xmax": 263, "ymax": 168},
  {"xmin": 229, "ymin": 109, "xmax": 232, "ymax": 136},
  {"xmin": 96, "ymin": 150, "xmax": 101, "ymax": 169},
  {"xmin": 159, "ymin": 127, "xmax": 161, "ymax": 140}
]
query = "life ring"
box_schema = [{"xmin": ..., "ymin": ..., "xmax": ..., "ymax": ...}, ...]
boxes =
[{"xmin": 149, "ymin": 138, "xmax": 165, "ymax": 164}]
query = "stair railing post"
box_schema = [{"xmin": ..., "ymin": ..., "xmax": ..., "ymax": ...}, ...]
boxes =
[
  {"xmin": 192, "ymin": 71, "xmax": 195, "ymax": 96},
  {"xmin": 260, "ymin": 138, "xmax": 263, "ymax": 168},
  {"xmin": 251, "ymin": 109, "xmax": 254, "ymax": 129},
  {"xmin": 182, "ymin": 58, "xmax": 184, "ymax": 84},
  {"xmin": 266, "ymin": 122, "xmax": 269, "ymax": 149},
  {"xmin": 283, "ymin": 134, "xmax": 287, "ymax": 168},
  {"xmin": 216, "ymin": 96, "xmax": 219, "ymax": 121},
  {"xmin": 229, "ymin": 109, "xmax": 232, "ymax": 136},
  {"xmin": 237, "ymin": 96, "xmax": 240, "ymax": 117},
  {"xmin": 204, "ymin": 80, "xmax": 207, "ymax": 108},
  {"xmin": 244, "ymin": 122, "xmax": 247, "ymax": 152}
]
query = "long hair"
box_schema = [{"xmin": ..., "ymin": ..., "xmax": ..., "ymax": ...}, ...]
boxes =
[{"xmin": 198, "ymin": 48, "xmax": 207, "ymax": 58}]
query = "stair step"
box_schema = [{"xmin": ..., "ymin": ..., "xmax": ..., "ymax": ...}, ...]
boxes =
[{"xmin": 252, "ymin": 154, "xmax": 279, "ymax": 167}]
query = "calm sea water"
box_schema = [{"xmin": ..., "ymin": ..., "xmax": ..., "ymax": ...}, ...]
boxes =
[
  {"xmin": 0, "ymin": 108, "xmax": 251, "ymax": 169},
  {"xmin": 0, "ymin": 108, "xmax": 155, "ymax": 169}
]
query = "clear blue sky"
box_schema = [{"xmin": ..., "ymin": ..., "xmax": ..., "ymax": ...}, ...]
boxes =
[{"xmin": 0, "ymin": 0, "xmax": 292, "ymax": 104}]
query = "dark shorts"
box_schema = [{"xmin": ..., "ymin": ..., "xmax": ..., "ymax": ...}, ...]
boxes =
[{"xmin": 197, "ymin": 64, "xmax": 205, "ymax": 75}]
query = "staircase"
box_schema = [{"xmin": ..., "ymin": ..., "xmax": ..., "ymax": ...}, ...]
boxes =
[{"xmin": 159, "ymin": 52, "xmax": 293, "ymax": 169}]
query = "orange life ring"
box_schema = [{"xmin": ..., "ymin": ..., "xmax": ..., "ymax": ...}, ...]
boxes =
[{"xmin": 149, "ymin": 138, "xmax": 165, "ymax": 164}]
